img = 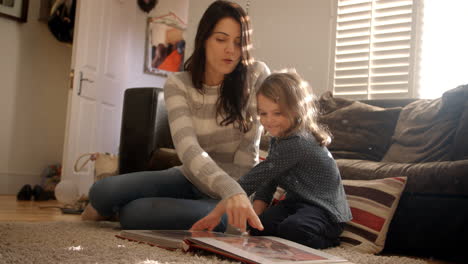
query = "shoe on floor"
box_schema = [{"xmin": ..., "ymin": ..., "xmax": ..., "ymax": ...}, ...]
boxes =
[
  {"xmin": 17, "ymin": 184, "xmax": 33, "ymax": 200},
  {"xmin": 33, "ymin": 185, "xmax": 54, "ymax": 201}
]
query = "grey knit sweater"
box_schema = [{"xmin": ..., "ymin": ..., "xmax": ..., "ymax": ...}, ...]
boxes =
[
  {"xmin": 163, "ymin": 61, "xmax": 270, "ymax": 200},
  {"xmin": 238, "ymin": 132, "xmax": 353, "ymax": 223}
]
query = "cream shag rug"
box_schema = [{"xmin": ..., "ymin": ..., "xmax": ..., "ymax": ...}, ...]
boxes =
[{"xmin": 0, "ymin": 221, "xmax": 428, "ymax": 264}]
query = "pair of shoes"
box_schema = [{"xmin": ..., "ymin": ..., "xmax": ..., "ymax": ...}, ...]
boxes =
[
  {"xmin": 17, "ymin": 184, "xmax": 33, "ymax": 200},
  {"xmin": 16, "ymin": 184, "xmax": 55, "ymax": 201}
]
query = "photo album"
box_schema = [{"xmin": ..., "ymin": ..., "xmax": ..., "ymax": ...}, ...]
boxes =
[
  {"xmin": 117, "ymin": 229, "xmax": 234, "ymax": 250},
  {"xmin": 116, "ymin": 230, "xmax": 350, "ymax": 264}
]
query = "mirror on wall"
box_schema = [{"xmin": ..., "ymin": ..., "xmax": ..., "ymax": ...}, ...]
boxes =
[{"xmin": 145, "ymin": 12, "xmax": 186, "ymax": 76}]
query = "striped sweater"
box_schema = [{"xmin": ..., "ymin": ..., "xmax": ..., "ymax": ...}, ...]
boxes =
[{"xmin": 163, "ymin": 61, "xmax": 270, "ymax": 200}]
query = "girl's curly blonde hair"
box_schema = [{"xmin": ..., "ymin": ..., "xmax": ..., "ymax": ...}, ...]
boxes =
[{"xmin": 257, "ymin": 70, "xmax": 331, "ymax": 146}]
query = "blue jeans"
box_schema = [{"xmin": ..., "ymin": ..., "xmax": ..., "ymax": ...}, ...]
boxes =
[{"xmin": 88, "ymin": 167, "xmax": 227, "ymax": 231}]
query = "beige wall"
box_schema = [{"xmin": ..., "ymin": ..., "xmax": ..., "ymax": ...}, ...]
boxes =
[
  {"xmin": 185, "ymin": 0, "xmax": 334, "ymax": 96},
  {"xmin": 0, "ymin": 1, "xmax": 72, "ymax": 194}
]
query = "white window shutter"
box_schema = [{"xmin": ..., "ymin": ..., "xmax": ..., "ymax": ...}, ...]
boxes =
[{"xmin": 330, "ymin": 0, "xmax": 422, "ymax": 100}]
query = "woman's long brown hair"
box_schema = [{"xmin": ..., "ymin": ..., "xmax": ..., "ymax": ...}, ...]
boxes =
[{"xmin": 184, "ymin": 0, "xmax": 253, "ymax": 132}]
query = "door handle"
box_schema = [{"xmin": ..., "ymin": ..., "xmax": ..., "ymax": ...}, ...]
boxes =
[
  {"xmin": 78, "ymin": 71, "xmax": 94, "ymax": 96},
  {"xmin": 69, "ymin": 69, "xmax": 74, "ymax": 90}
]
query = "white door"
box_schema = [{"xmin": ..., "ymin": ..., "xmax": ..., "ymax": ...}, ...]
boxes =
[{"xmin": 62, "ymin": 0, "xmax": 129, "ymax": 195}]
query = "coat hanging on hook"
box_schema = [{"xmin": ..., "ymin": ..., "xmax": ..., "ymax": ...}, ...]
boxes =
[
  {"xmin": 48, "ymin": 0, "xmax": 76, "ymax": 44},
  {"xmin": 138, "ymin": 0, "xmax": 158, "ymax": 13}
]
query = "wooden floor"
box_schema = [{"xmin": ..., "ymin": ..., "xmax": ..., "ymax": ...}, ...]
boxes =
[{"xmin": 0, "ymin": 195, "xmax": 81, "ymax": 222}]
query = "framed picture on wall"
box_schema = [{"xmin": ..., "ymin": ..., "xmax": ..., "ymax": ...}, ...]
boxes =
[
  {"xmin": 0, "ymin": 0, "xmax": 29, "ymax": 22},
  {"xmin": 145, "ymin": 12, "xmax": 187, "ymax": 76}
]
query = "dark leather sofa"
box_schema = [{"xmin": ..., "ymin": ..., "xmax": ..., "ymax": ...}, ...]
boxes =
[
  {"xmin": 118, "ymin": 85, "xmax": 468, "ymax": 263},
  {"xmin": 318, "ymin": 85, "xmax": 468, "ymax": 263}
]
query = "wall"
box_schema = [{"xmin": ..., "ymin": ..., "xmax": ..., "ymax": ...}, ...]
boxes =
[
  {"xmin": 185, "ymin": 0, "xmax": 334, "ymax": 96},
  {"xmin": 0, "ymin": 0, "xmax": 71, "ymax": 194}
]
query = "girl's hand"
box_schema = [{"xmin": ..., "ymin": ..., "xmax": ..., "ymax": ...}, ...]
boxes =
[
  {"xmin": 190, "ymin": 201, "xmax": 226, "ymax": 231},
  {"xmin": 225, "ymin": 194, "xmax": 264, "ymax": 232}
]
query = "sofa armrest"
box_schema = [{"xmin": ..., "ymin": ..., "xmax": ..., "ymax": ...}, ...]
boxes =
[
  {"xmin": 336, "ymin": 159, "xmax": 468, "ymax": 195},
  {"xmin": 337, "ymin": 159, "xmax": 468, "ymax": 262},
  {"xmin": 119, "ymin": 87, "xmax": 174, "ymax": 174}
]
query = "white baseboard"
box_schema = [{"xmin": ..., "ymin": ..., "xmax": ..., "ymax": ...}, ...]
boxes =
[{"xmin": 0, "ymin": 171, "xmax": 41, "ymax": 195}]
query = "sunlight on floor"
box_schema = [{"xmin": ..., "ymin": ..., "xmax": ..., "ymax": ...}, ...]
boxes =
[
  {"xmin": 139, "ymin": 260, "xmax": 166, "ymax": 264},
  {"xmin": 67, "ymin": 245, "xmax": 84, "ymax": 251}
]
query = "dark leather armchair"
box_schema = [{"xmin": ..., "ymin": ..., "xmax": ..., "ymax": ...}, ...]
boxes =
[{"xmin": 119, "ymin": 87, "xmax": 175, "ymax": 174}]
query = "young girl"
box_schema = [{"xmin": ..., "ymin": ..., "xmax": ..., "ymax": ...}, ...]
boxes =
[{"xmin": 192, "ymin": 71, "xmax": 352, "ymax": 249}]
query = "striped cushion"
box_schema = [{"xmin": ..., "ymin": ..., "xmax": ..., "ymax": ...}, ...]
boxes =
[{"xmin": 340, "ymin": 177, "xmax": 407, "ymax": 254}]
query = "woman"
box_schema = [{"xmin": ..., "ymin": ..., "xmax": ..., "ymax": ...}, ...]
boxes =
[{"xmin": 83, "ymin": 0, "xmax": 269, "ymax": 232}]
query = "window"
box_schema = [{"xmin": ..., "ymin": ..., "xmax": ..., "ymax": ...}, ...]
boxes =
[
  {"xmin": 329, "ymin": 0, "xmax": 422, "ymax": 100},
  {"xmin": 419, "ymin": 0, "xmax": 468, "ymax": 99}
]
